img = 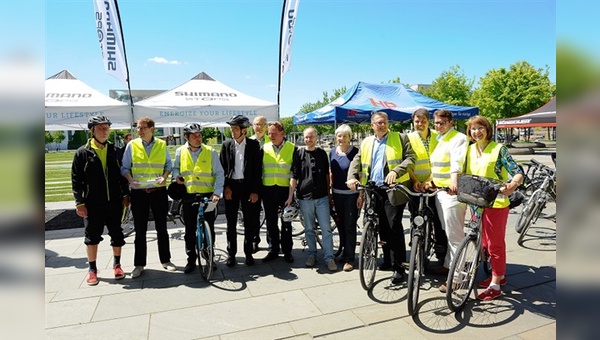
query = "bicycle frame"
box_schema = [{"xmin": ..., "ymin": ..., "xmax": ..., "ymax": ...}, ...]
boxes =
[
  {"xmin": 191, "ymin": 196, "xmax": 217, "ymax": 281},
  {"xmin": 356, "ymin": 182, "xmax": 385, "ymax": 291}
]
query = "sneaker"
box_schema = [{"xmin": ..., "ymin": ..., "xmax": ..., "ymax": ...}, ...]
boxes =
[
  {"xmin": 86, "ymin": 270, "xmax": 99, "ymax": 286},
  {"xmin": 477, "ymin": 287, "xmax": 503, "ymax": 301},
  {"xmin": 131, "ymin": 266, "xmax": 144, "ymax": 278},
  {"xmin": 477, "ymin": 276, "xmax": 507, "ymax": 288},
  {"xmin": 391, "ymin": 271, "xmax": 404, "ymax": 285},
  {"xmin": 162, "ymin": 262, "xmax": 177, "ymax": 271},
  {"xmin": 343, "ymin": 263, "xmax": 354, "ymax": 272},
  {"xmin": 113, "ymin": 264, "xmax": 125, "ymax": 280},
  {"xmin": 305, "ymin": 255, "xmax": 316, "ymax": 268},
  {"xmin": 326, "ymin": 259, "xmax": 338, "ymax": 271}
]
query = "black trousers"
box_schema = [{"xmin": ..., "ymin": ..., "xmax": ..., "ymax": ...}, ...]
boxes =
[
  {"xmin": 84, "ymin": 200, "xmax": 125, "ymax": 247},
  {"xmin": 182, "ymin": 192, "xmax": 217, "ymax": 263},
  {"xmin": 224, "ymin": 181, "xmax": 259, "ymax": 258},
  {"xmin": 407, "ymin": 195, "xmax": 447, "ymax": 261},
  {"xmin": 262, "ymin": 185, "xmax": 293, "ymax": 256},
  {"xmin": 332, "ymin": 192, "xmax": 359, "ymax": 263},
  {"xmin": 373, "ymin": 188, "xmax": 407, "ymax": 270},
  {"xmin": 131, "ymin": 188, "xmax": 170, "ymax": 266}
]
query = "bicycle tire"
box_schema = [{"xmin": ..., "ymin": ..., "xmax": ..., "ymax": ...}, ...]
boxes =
[
  {"xmin": 482, "ymin": 247, "xmax": 492, "ymax": 276},
  {"xmin": 515, "ymin": 190, "xmax": 538, "ymax": 234},
  {"xmin": 121, "ymin": 206, "xmax": 135, "ymax": 238},
  {"xmin": 446, "ymin": 236, "xmax": 480, "ymax": 312},
  {"xmin": 291, "ymin": 214, "xmax": 305, "ymax": 237},
  {"xmin": 236, "ymin": 205, "xmax": 266, "ymax": 236},
  {"xmin": 358, "ymin": 221, "xmax": 378, "ymax": 291},
  {"xmin": 197, "ymin": 221, "xmax": 214, "ymax": 281},
  {"xmin": 178, "ymin": 202, "xmax": 185, "ymax": 225},
  {"xmin": 517, "ymin": 196, "xmax": 543, "ymax": 246},
  {"xmin": 407, "ymin": 235, "xmax": 423, "ymax": 316}
]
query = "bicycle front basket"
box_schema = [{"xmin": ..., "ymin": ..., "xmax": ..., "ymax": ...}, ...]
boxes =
[{"xmin": 457, "ymin": 174, "xmax": 501, "ymax": 207}]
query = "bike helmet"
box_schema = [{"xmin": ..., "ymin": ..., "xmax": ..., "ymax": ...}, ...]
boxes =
[
  {"xmin": 226, "ymin": 115, "xmax": 251, "ymax": 128},
  {"xmin": 87, "ymin": 115, "xmax": 112, "ymax": 129},
  {"xmin": 167, "ymin": 181, "xmax": 187, "ymax": 200},
  {"xmin": 183, "ymin": 123, "xmax": 202, "ymax": 135},
  {"xmin": 281, "ymin": 204, "xmax": 298, "ymax": 223}
]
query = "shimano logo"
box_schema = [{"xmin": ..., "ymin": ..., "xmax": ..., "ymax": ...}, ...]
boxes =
[
  {"xmin": 175, "ymin": 91, "xmax": 238, "ymax": 97},
  {"xmin": 46, "ymin": 93, "xmax": 92, "ymax": 98}
]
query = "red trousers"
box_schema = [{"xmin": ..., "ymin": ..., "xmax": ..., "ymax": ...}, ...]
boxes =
[{"xmin": 481, "ymin": 206, "xmax": 510, "ymax": 277}]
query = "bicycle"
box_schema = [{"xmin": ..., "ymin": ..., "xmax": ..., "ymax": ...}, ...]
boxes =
[
  {"xmin": 356, "ymin": 181, "xmax": 387, "ymax": 291},
  {"xmin": 446, "ymin": 176, "xmax": 502, "ymax": 312},
  {"xmin": 388, "ymin": 184, "xmax": 443, "ymax": 315},
  {"xmin": 191, "ymin": 195, "xmax": 218, "ymax": 281},
  {"xmin": 518, "ymin": 159, "xmax": 556, "ymax": 219},
  {"xmin": 121, "ymin": 196, "xmax": 184, "ymax": 238},
  {"xmin": 515, "ymin": 166, "xmax": 556, "ymax": 246},
  {"xmin": 236, "ymin": 203, "xmax": 305, "ymax": 237}
]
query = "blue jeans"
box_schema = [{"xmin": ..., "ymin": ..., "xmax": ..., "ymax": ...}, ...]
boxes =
[{"xmin": 299, "ymin": 196, "xmax": 334, "ymax": 261}]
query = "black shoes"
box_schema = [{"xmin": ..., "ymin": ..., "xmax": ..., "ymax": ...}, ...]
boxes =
[
  {"xmin": 391, "ymin": 271, "xmax": 405, "ymax": 285},
  {"xmin": 252, "ymin": 243, "xmax": 260, "ymax": 254},
  {"xmin": 245, "ymin": 256, "xmax": 255, "ymax": 266},
  {"xmin": 283, "ymin": 254, "xmax": 294, "ymax": 263},
  {"xmin": 262, "ymin": 252, "xmax": 279, "ymax": 262},
  {"xmin": 184, "ymin": 262, "xmax": 197, "ymax": 274},
  {"xmin": 226, "ymin": 257, "xmax": 236, "ymax": 268}
]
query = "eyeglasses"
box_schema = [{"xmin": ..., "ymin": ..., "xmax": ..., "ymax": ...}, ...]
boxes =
[
  {"xmin": 433, "ymin": 121, "xmax": 449, "ymax": 126},
  {"xmin": 253, "ymin": 123, "xmax": 266, "ymax": 127},
  {"xmin": 470, "ymin": 127, "xmax": 486, "ymax": 132},
  {"xmin": 372, "ymin": 121, "xmax": 388, "ymax": 126},
  {"xmin": 137, "ymin": 125, "xmax": 150, "ymax": 130}
]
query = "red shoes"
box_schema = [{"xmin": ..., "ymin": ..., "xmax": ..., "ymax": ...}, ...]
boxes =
[
  {"xmin": 86, "ymin": 270, "xmax": 99, "ymax": 286},
  {"xmin": 477, "ymin": 276, "xmax": 507, "ymax": 288},
  {"xmin": 477, "ymin": 287, "xmax": 502, "ymax": 300},
  {"xmin": 114, "ymin": 264, "xmax": 125, "ymax": 280}
]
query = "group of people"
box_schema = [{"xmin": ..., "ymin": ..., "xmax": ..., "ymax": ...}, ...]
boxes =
[{"xmin": 72, "ymin": 108, "xmax": 522, "ymax": 302}]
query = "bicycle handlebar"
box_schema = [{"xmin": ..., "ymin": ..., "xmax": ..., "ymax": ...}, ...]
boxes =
[{"xmin": 387, "ymin": 183, "xmax": 444, "ymax": 198}]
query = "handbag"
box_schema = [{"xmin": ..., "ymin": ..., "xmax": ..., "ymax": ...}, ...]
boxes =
[{"xmin": 457, "ymin": 174, "xmax": 502, "ymax": 207}]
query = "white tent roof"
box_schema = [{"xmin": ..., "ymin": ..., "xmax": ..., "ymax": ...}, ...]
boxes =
[
  {"xmin": 133, "ymin": 72, "xmax": 278, "ymax": 127},
  {"xmin": 45, "ymin": 70, "xmax": 132, "ymax": 130}
]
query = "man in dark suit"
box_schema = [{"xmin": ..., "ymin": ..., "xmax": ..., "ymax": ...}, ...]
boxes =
[{"xmin": 220, "ymin": 115, "xmax": 263, "ymax": 266}]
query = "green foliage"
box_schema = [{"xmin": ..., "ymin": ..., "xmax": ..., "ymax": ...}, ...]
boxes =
[
  {"xmin": 51, "ymin": 131, "xmax": 66, "ymax": 144},
  {"xmin": 471, "ymin": 61, "xmax": 555, "ymax": 121},
  {"xmin": 68, "ymin": 130, "xmax": 88, "ymax": 149},
  {"xmin": 421, "ymin": 65, "xmax": 474, "ymax": 106},
  {"xmin": 45, "ymin": 131, "xmax": 53, "ymax": 145},
  {"xmin": 202, "ymin": 127, "xmax": 219, "ymax": 140}
]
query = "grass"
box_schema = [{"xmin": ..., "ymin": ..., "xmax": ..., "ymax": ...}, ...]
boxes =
[{"xmin": 44, "ymin": 145, "xmax": 221, "ymax": 202}]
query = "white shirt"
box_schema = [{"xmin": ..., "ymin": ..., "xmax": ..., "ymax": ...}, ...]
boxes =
[
  {"xmin": 233, "ymin": 137, "xmax": 246, "ymax": 179},
  {"xmin": 434, "ymin": 127, "xmax": 468, "ymax": 174}
]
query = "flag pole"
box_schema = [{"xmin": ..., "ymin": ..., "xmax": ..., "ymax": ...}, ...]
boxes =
[
  {"xmin": 276, "ymin": 0, "xmax": 287, "ymax": 120},
  {"xmin": 111, "ymin": 0, "xmax": 135, "ymax": 132}
]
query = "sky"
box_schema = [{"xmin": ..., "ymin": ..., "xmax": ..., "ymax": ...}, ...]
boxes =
[{"xmin": 43, "ymin": 0, "xmax": 558, "ymax": 118}]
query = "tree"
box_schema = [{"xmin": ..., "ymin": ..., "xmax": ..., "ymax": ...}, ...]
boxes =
[
  {"xmin": 421, "ymin": 65, "xmax": 474, "ymax": 106},
  {"xmin": 51, "ymin": 131, "xmax": 66, "ymax": 150},
  {"xmin": 471, "ymin": 61, "xmax": 555, "ymax": 121},
  {"xmin": 201, "ymin": 127, "xmax": 219, "ymax": 141},
  {"xmin": 45, "ymin": 131, "xmax": 53, "ymax": 145}
]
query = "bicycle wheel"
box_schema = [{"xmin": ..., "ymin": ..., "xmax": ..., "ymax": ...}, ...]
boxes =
[
  {"xmin": 358, "ymin": 221, "xmax": 378, "ymax": 291},
  {"xmin": 291, "ymin": 214, "xmax": 305, "ymax": 237},
  {"xmin": 236, "ymin": 207, "xmax": 245, "ymax": 235},
  {"xmin": 446, "ymin": 236, "xmax": 480, "ymax": 312},
  {"xmin": 407, "ymin": 235, "xmax": 423, "ymax": 316},
  {"xmin": 482, "ymin": 247, "xmax": 492, "ymax": 276},
  {"xmin": 178, "ymin": 202, "xmax": 185, "ymax": 225},
  {"xmin": 197, "ymin": 222, "xmax": 214, "ymax": 281},
  {"xmin": 121, "ymin": 205, "xmax": 135, "ymax": 238},
  {"xmin": 517, "ymin": 196, "xmax": 543, "ymax": 246},
  {"xmin": 331, "ymin": 218, "xmax": 343, "ymax": 258},
  {"xmin": 515, "ymin": 190, "xmax": 539, "ymax": 234}
]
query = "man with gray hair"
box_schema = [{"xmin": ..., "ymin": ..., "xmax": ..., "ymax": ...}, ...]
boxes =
[{"xmin": 287, "ymin": 127, "xmax": 337, "ymax": 271}]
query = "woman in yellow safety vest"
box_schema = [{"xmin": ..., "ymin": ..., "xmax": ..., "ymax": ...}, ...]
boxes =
[{"xmin": 465, "ymin": 115, "xmax": 523, "ymax": 301}]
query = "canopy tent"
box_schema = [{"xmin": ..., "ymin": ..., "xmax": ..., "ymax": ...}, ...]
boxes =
[
  {"xmin": 495, "ymin": 96, "xmax": 556, "ymax": 128},
  {"xmin": 293, "ymin": 81, "xmax": 479, "ymax": 125},
  {"xmin": 134, "ymin": 72, "xmax": 278, "ymax": 128},
  {"xmin": 45, "ymin": 70, "xmax": 132, "ymax": 131}
]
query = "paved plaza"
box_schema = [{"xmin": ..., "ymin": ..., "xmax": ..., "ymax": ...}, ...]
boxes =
[{"xmin": 45, "ymin": 154, "xmax": 556, "ymax": 339}]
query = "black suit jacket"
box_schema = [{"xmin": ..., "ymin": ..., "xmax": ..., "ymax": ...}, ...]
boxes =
[{"xmin": 219, "ymin": 137, "xmax": 263, "ymax": 194}]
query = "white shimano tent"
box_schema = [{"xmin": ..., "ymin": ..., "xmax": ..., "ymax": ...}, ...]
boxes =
[
  {"xmin": 45, "ymin": 70, "xmax": 132, "ymax": 131},
  {"xmin": 133, "ymin": 72, "xmax": 278, "ymax": 127}
]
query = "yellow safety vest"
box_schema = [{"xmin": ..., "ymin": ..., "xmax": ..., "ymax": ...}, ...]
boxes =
[
  {"xmin": 178, "ymin": 145, "xmax": 215, "ymax": 194},
  {"xmin": 466, "ymin": 141, "xmax": 510, "ymax": 208},
  {"xmin": 430, "ymin": 129, "xmax": 466, "ymax": 188},
  {"xmin": 131, "ymin": 138, "xmax": 167, "ymax": 188},
  {"xmin": 407, "ymin": 130, "xmax": 438, "ymax": 182},
  {"xmin": 263, "ymin": 141, "xmax": 294, "ymax": 187},
  {"xmin": 359, "ymin": 131, "xmax": 410, "ymax": 185}
]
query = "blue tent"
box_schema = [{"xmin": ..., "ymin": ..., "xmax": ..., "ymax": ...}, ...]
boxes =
[{"xmin": 293, "ymin": 81, "xmax": 478, "ymax": 125}]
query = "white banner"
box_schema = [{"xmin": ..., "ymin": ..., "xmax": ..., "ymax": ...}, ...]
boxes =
[
  {"xmin": 93, "ymin": 0, "xmax": 128, "ymax": 85},
  {"xmin": 279, "ymin": 0, "xmax": 300, "ymax": 81}
]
